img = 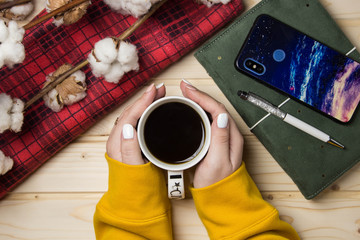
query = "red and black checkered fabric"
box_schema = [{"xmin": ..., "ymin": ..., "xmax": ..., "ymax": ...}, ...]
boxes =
[{"xmin": 0, "ymin": 0, "xmax": 243, "ymax": 198}]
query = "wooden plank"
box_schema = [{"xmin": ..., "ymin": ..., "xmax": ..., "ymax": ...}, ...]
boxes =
[
  {"xmin": 11, "ymin": 135, "xmax": 360, "ymax": 194},
  {"xmin": 1, "ymin": 192, "xmax": 360, "ymax": 240}
]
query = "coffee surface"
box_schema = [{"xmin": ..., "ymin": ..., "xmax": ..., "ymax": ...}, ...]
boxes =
[{"xmin": 144, "ymin": 102, "xmax": 204, "ymax": 164}]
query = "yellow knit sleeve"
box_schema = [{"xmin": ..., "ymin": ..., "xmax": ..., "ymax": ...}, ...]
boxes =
[
  {"xmin": 190, "ymin": 162, "xmax": 300, "ymax": 240},
  {"xmin": 93, "ymin": 154, "xmax": 173, "ymax": 240}
]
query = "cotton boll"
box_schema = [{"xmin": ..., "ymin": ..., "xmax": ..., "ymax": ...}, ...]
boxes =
[
  {"xmin": 8, "ymin": 20, "xmax": 25, "ymax": 42},
  {"xmin": 60, "ymin": 70, "xmax": 87, "ymax": 105},
  {"xmin": 0, "ymin": 93, "xmax": 25, "ymax": 133},
  {"xmin": 46, "ymin": 0, "xmax": 91, "ymax": 26},
  {"xmin": 104, "ymin": 0, "xmax": 154, "ymax": 18},
  {"xmin": 0, "ymin": 92, "xmax": 13, "ymax": 111},
  {"xmin": 0, "ymin": 20, "xmax": 9, "ymax": 42},
  {"xmin": 0, "ymin": 21, "xmax": 25, "ymax": 68},
  {"xmin": 0, "ymin": 111, "xmax": 11, "ymax": 134},
  {"xmin": 43, "ymin": 64, "xmax": 87, "ymax": 111},
  {"xmin": 0, "ymin": 93, "xmax": 12, "ymax": 134},
  {"xmin": 104, "ymin": 62, "xmax": 125, "ymax": 84},
  {"xmin": 88, "ymin": 51, "xmax": 112, "ymax": 76},
  {"xmin": 44, "ymin": 88, "xmax": 63, "ymax": 112},
  {"xmin": 10, "ymin": 98, "xmax": 24, "ymax": 133},
  {"xmin": 196, "ymin": 0, "xmax": 231, "ymax": 7},
  {"xmin": 117, "ymin": 41, "xmax": 139, "ymax": 72},
  {"xmin": 93, "ymin": 38, "xmax": 118, "ymax": 64},
  {"xmin": 6, "ymin": 2, "xmax": 34, "ymax": 21},
  {"xmin": 0, "ymin": 42, "xmax": 25, "ymax": 68},
  {"xmin": 0, "ymin": 150, "xmax": 14, "ymax": 175}
]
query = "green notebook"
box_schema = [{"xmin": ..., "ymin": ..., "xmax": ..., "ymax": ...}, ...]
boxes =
[{"xmin": 195, "ymin": 0, "xmax": 360, "ymax": 199}]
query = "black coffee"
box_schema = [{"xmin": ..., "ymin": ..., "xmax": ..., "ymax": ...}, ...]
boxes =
[{"xmin": 144, "ymin": 102, "xmax": 205, "ymax": 164}]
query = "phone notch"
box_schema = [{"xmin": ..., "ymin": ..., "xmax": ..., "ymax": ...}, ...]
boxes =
[{"xmin": 243, "ymin": 58, "xmax": 266, "ymax": 76}]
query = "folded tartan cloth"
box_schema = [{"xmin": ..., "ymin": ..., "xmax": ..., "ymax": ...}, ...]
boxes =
[{"xmin": 0, "ymin": 0, "xmax": 243, "ymax": 198}]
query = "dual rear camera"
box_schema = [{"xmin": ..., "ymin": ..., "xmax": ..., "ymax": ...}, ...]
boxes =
[{"xmin": 243, "ymin": 58, "xmax": 266, "ymax": 75}]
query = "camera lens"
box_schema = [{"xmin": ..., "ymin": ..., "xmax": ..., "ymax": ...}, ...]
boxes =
[{"xmin": 243, "ymin": 58, "xmax": 266, "ymax": 75}]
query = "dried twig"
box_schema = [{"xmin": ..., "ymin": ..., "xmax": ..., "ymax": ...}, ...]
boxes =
[
  {"xmin": 0, "ymin": 0, "xmax": 31, "ymax": 12},
  {"xmin": 24, "ymin": 0, "xmax": 167, "ymax": 110},
  {"xmin": 23, "ymin": 0, "xmax": 89, "ymax": 30}
]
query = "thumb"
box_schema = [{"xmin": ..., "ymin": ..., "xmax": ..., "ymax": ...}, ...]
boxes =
[
  {"xmin": 121, "ymin": 124, "xmax": 146, "ymax": 165},
  {"xmin": 208, "ymin": 113, "xmax": 230, "ymax": 159}
]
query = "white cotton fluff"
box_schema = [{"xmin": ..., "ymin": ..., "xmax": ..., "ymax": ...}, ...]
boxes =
[
  {"xmin": 7, "ymin": 2, "xmax": 34, "ymax": 20},
  {"xmin": 43, "ymin": 68, "xmax": 87, "ymax": 112},
  {"xmin": 0, "ymin": 20, "xmax": 9, "ymax": 42},
  {"xmin": 0, "ymin": 150, "xmax": 14, "ymax": 175},
  {"xmin": 88, "ymin": 51, "xmax": 112, "ymax": 77},
  {"xmin": 10, "ymin": 98, "xmax": 25, "ymax": 132},
  {"xmin": 88, "ymin": 38, "xmax": 139, "ymax": 84},
  {"xmin": 197, "ymin": 0, "xmax": 231, "ymax": 7},
  {"xmin": 0, "ymin": 20, "xmax": 25, "ymax": 69},
  {"xmin": 117, "ymin": 41, "xmax": 139, "ymax": 72},
  {"xmin": 93, "ymin": 38, "xmax": 118, "ymax": 64},
  {"xmin": 104, "ymin": 62, "xmax": 125, "ymax": 84},
  {"xmin": 0, "ymin": 93, "xmax": 25, "ymax": 134},
  {"xmin": 104, "ymin": 0, "xmax": 161, "ymax": 18},
  {"xmin": 43, "ymin": 88, "xmax": 63, "ymax": 112}
]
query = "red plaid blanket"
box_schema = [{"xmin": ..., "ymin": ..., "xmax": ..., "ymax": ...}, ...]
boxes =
[{"xmin": 0, "ymin": 0, "xmax": 243, "ymax": 198}]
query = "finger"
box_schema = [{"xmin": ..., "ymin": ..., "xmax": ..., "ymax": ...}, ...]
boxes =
[
  {"xmin": 207, "ymin": 113, "xmax": 230, "ymax": 160},
  {"xmin": 154, "ymin": 83, "xmax": 166, "ymax": 100},
  {"xmin": 121, "ymin": 124, "xmax": 145, "ymax": 165},
  {"xmin": 229, "ymin": 118, "xmax": 244, "ymax": 169},
  {"xmin": 107, "ymin": 83, "xmax": 159, "ymax": 157},
  {"xmin": 180, "ymin": 79, "xmax": 226, "ymax": 119}
]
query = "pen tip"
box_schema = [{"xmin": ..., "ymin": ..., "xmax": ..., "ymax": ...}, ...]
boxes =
[{"xmin": 328, "ymin": 139, "xmax": 345, "ymax": 149}]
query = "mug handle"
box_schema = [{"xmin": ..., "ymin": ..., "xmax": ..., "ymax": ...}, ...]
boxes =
[{"xmin": 168, "ymin": 171, "xmax": 185, "ymax": 199}]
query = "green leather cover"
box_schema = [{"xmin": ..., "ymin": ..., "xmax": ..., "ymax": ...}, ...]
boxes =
[{"xmin": 195, "ymin": 0, "xmax": 360, "ymax": 199}]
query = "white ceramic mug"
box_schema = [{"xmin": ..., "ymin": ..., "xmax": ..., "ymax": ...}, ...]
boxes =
[{"xmin": 137, "ymin": 96, "xmax": 211, "ymax": 199}]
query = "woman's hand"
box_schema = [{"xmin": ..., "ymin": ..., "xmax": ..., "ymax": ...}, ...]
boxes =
[
  {"xmin": 106, "ymin": 83, "xmax": 165, "ymax": 165},
  {"xmin": 180, "ymin": 80, "xmax": 244, "ymax": 188}
]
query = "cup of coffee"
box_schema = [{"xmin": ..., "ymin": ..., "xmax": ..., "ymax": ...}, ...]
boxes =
[{"xmin": 137, "ymin": 96, "xmax": 211, "ymax": 199}]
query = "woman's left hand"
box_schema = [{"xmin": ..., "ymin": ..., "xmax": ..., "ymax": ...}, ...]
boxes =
[{"xmin": 106, "ymin": 83, "xmax": 165, "ymax": 165}]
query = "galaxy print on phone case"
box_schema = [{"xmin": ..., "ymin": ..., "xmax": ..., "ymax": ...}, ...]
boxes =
[{"xmin": 236, "ymin": 15, "xmax": 360, "ymax": 122}]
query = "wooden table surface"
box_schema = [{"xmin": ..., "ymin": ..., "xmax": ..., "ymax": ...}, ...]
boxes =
[{"xmin": 1, "ymin": 0, "xmax": 360, "ymax": 239}]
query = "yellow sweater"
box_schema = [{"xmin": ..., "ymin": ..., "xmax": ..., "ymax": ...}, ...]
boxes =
[{"xmin": 94, "ymin": 154, "xmax": 300, "ymax": 239}]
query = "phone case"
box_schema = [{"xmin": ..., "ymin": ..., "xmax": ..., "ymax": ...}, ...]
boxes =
[
  {"xmin": 235, "ymin": 14, "xmax": 360, "ymax": 123},
  {"xmin": 195, "ymin": 0, "xmax": 360, "ymax": 199}
]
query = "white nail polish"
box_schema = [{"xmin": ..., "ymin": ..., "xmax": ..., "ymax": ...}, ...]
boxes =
[
  {"xmin": 217, "ymin": 113, "xmax": 228, "ymax": 128},
  {"xmin": 182, "ymin": 78, "xmax": 192, "ymax": 85},
  {"xmin": 156, "ymin": 83, "xmax": 164, "ymax": 89},
  {"xmin": 123, "ymin": 124, "xmax": 134, "ymax": 139}
]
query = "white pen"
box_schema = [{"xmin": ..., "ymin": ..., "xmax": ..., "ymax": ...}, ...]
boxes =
[{"xmin": 237, "ymin": 90, "xmax": 345, "ymax": 149}]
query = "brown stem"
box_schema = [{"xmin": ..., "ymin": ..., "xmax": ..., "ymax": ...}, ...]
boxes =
[
  {"xmin": 0, "ymin": 0, "xmax": 32, "ymax": 11},
  {"xmin": 24, "ymin": 60, "xmax": 89, "ymax": 110},
  {"xmin": 23, "ymin": 0, "xmax": 89, "ymax": 30},
  {"xmin": 24, "ymin": 0, "xmax": 168, "ymax": 110}
]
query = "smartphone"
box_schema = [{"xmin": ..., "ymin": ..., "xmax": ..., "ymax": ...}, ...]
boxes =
[{"xmin": 235, "ymin": 14, "xmax": 360, "ymax": 123}]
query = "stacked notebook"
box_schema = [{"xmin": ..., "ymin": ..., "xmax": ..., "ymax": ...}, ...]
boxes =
[{"xmin": 195, "ymin": 0, "xmax": 360, "ymax": 199}]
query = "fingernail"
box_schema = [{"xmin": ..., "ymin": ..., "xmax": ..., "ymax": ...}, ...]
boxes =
[
  {"xmin": 123, "ymin": 124, "xmax": 134, "ymax": 139},
  {"xmin": 156, "ymin": 83, "xmax": 164, "ymax": 89},
  {"xmin": 217, "ymin": 113, "xmax": 228, "ymax": 128},
  {"xmin": 182, "ymin": 79, "xmax": 196, "ymax": 90},
  {"xmin": 145, "ymin": 83, "xmax": 155, "ymax": 93}
]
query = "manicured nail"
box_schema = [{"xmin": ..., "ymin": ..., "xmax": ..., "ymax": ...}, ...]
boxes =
[
  {"xmin": 217, "ymin": 113, "xmax": 228, "ymax": 128},
  {"xmin": 182, "ymin": 79, "xmax": 196, "ymax": 90},
  {"xmin": 156, "ymin": 83, "xmax": 164, "ymax": 89},
  {"xmin": 123, "ymin": 124, "xmax": 134, "ymax": 139},
  {"xmin": 145, "ymin": 83, "xmax": 155, "ymax": 93}
]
